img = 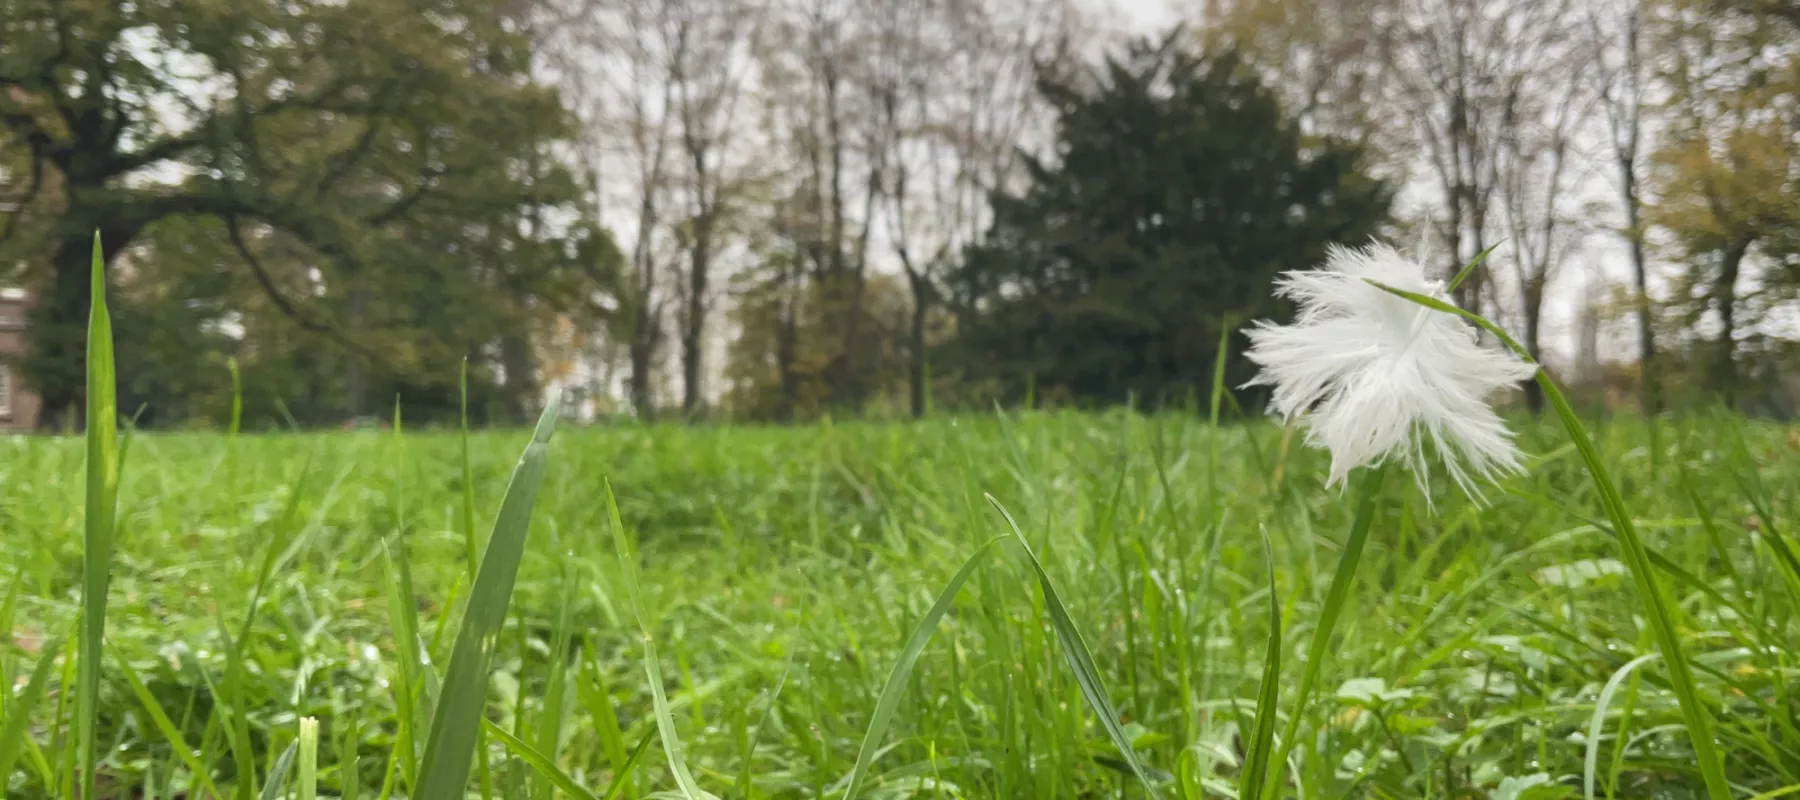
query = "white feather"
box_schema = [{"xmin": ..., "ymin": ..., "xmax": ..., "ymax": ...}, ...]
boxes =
[{"xmin": 1243, "ymin": 242, "xmax": 1538, "ymax": 498}]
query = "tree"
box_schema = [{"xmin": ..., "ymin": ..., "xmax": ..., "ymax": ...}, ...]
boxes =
[
  {"xmin": 1386, "ymin": 0, "xmax": 1570, "ymax": 318},
  {"xmin": 1650, "ymin": 0, "xmax": 1800, "ymax": 409},
  {"xmin": 1590, "ymin": 0, "xmax": 1662, "ymax": 414},
  {"xmin": 0, "ymin": 0, "xmax": 598, "ymax": 426},
  {"xmin": 945, "ymin": 39, "xmax": 1391, "ymax": 407},
  {"xmin": 1204, "ymin": 0, "xmax": 1405, "ymax": 164},
  {"xmin": 1491, "ymin": 0, "xmax": 1592, "ymax": 414}
]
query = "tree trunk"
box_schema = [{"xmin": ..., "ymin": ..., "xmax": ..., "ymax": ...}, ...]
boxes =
[
  {"xmin": 1623, "ymin": 176, "xmax": 1658, "ymax": 414},
  {"xmin": 1714, "ymin": 237, "xmax": 1750, "ymax": 409},
  {"xmin": 907, "ymin": 278, "xmax": 928, "ymax": 419},
  {"xmin": 1521, "ymin": 276, "xmax": 1546, "ymax": 415},
  {"xmin": 344, "ymin": 288, "xmax": 370, "ymax": 420},
  {"xmin": 500, "ymin": 331, "xmax": 537, "ymax": 423},
  {"xmin": 775, "ymin": 288, "xmax": 799, "ymax": 422},
  {"xmin": 681, "ymin": 223, "xmax": 710, "ymax": 418},
  {"xmin": 628, "ymin": 326, "xmax": 655, "ymax": 423}
]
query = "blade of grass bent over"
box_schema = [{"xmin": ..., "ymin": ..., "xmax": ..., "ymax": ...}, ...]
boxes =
[
  {"xmin": 77, "ymin": 231, "xmax": 120, "ymax": 800},
  {"xmin": 261, "ymin": 741, "xmax": 298, "ymax": 800},
  {"xmin": 112, "ymin": 647, "xmax": 225, "ymax": 799},
  {"xmin": 1369, "ymin": 279, "xmax": 1731, "ymax": 800},
  {"xmin": 415, "ymin": 400, "xmax": 560, "ymax": 799},
  {"xmin": 484, "ymin": 719, "xmax": 605, "ymax": 800},
  {"xmin": 986, "ymin": 494, "xmax": 1164, "ymax": 800}
]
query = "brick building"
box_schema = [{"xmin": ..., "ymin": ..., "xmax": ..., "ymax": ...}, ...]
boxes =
[{"xmin": 0, "ymin": 287, "xmax": 40, "ymax": 430}]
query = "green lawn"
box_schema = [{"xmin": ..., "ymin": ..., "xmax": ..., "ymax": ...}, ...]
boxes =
[{"xmin": 1, "ymin": 410, "xmax": 1797, "ymax": 798}]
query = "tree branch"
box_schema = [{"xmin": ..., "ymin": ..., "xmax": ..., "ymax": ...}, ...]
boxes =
[{"xmin": 223, "ymin": 212, "xmax": 399, "ymax": 371}]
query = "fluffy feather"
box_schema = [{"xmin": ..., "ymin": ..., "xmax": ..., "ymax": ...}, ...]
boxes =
[{"xmin": 1243, "ymin": 242, "xmax": 1538, "ymax": 498}]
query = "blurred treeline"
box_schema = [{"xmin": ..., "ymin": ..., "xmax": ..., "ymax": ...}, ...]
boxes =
[{"xmin": 1, "ymin": 0, "xmax": 1797, "ymax": 428}]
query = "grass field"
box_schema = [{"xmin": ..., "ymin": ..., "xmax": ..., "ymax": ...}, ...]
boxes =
[{"xmin": 3, "ymin": 404, "xmax": 1799, "ymax": 799}]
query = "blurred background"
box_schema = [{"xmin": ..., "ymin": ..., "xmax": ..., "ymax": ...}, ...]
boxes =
[{"xmin": 1, "ymin": 0, "xmax": 1796, "ymax": 430}]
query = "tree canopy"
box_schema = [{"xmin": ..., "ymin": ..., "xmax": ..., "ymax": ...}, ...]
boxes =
[{"xmin": 0, "ymin": 0, "xmax": 616, "ymax": 427}]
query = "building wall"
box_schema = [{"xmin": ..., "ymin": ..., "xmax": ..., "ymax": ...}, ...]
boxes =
[{"xmin": 0, "ymin": 292, "xmax": 41, "ymax": 431}]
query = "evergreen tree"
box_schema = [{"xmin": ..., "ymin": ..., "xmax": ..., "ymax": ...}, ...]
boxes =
[{"xmin": 944, "ymin": 38, "xmax": 1391, "ymax": 408}]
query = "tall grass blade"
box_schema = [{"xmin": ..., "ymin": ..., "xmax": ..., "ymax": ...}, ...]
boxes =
[
  {"xmin": 841, "ymin": 537, "xmax": 1006, "ymax": 799},
  {"xmin": 1370, "ymin": 278, "xmax": 1732, "ymax": 800},
  {"xmin": 0, "ymin": 635, "xmax": 63, "ymax": 784},
  {"xmin": 379, "ymin": 541, "xmax": 422, "ymax": 791},
  {"xmin": 1238, "ymin": 532, "xmax": 1282, "ymax": 800},
  {"xmin": 215, "ymin": 611, "xmax": 260, "ymax": 800},
  {"xmin": 415, "ymin": 399, "xmax": 559, "ymax": 799},
  {"xmin": 339, "ymin": 711, "xmax": 363, "ymax": 800},
  {"xmin": 77, "ymin": 231, "xmax": 120, "ymax": 800},
  {"xmin": 606, "ymin": 482, "xmax": 715, "ymax": 800},
  {"xmin": 533, "ymin": 559, "xmax": 578, "ymax": 800},
  {"xmin": 985, "ymin": 495, "xmax": 1164, "ymax": 800},
  {"xmin": 461, "ymin": 358, "xmax": 480, "ymax": 579},
  {"xmin": 1264, "ymin": 465, "xmax": 1385, "ymax": 799}
]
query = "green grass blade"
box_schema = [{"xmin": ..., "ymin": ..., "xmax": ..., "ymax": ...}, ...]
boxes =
[
  {"xmin": 579, "ymin": 646, "xmax": 632, "ymax": 799},
  {"xmin": 1238, "ymin": 532, "xmax": 1282, "ymax": 800},
  {"xmin": 77, "ymin": 230, "xmax": 120, "ymax": 800},
  {"xmin": 842, "ymin": 536, "xmax": 1007, "ymax": 799},
  {"xmin": 380, "ymin": 538, "xmax": 424, "ymax": 790},
  {"xmin": 605, "ymin": 481, "xmax": 648, "ymax": 629},
  {"xmin": 603, "ymin": 731, "xmax": 656, "ymax": 800},
  {"xmin": 1447, "ymin": 241, "xmax": 1501, "ymax": 294},
  {"xmin": 985, "ymin": 495, "xmax": 1164, "ymax": 800},
  {"xmin": 1584, "ymin": 654, "xmax": 1658, "ymax": 800},
  {"xmin": 261, "ymin": 740, "xmax": 299, "ymax": 800},
  {"xmin": 483, "ymin": 718, "xmax": 603, "ymax": 800},
  {"xmin": 298, "ymin": 717, "xmax": 319, "ymax": 800},
  {"xmin": 0, "ymin": 635, "xmax": 63, "ymax": 784},
  {"xmin": 533, "ymin": 559, "xmax": 577, "ymax": 800},
  {"xmin": 339, "ymin": 711, "xmax": 363, "ymax": 800},
  {"xmin": 641, "ymin": 636, "xmax": 714, "ymax": 800},
  {"xmin": 111, "ymin": 647, "xmax": 225, "ymax": 799},
  {"xmin": 606, "ymin": 482, "xmax": 713, "ymax": 800},
  {"xmin": 414, "ymin": 399, "xmax": 560, "ymax": 800},
  {"xmin": 461, "ymin": 358, "xmax": 480, "ymax": 581},
  {"xmin": 1370, "ymin": 277, "xmax": 1732, "ymax": 800},
  {"xmin": 215, "ymin": 610, "xmax": 260, "ymax": 800},
  {"xmin": 735, "ymin": 660, "xmax": 791, "ymax": 799},
  {"xmin": 1264, "ymin": 465, "xmax": 1385, "ymax": 798},
  {"xmin": 1721, "ymin": 423, "xmax": 1800, "ymax": 608}
]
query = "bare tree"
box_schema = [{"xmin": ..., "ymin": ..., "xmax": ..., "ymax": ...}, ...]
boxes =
[
  {"xmin": 1589, "ymin": 0, "xmax": 1659, "ymax": 412},
  {"xmin": 1388, "ymin": 0, "xmax": 1504, "ymax": 314},
  {"xmin": 1494, "ymin": 2, "xmax": 1594, "ymax": 413},
  {"xmin": 540, "ymin": 0, "xmax": 684, "ymax": 419},
  {"xmin": 869, "ymin": 0, "xmax": 1071, "ymax": 417},
  {"xmin": 666, "ymin": 0, "xmax": 761, "ymax": 417},
  {"xmin": 1204, "ymin": 0, "xmax": 1405, "ymax": 166}
]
